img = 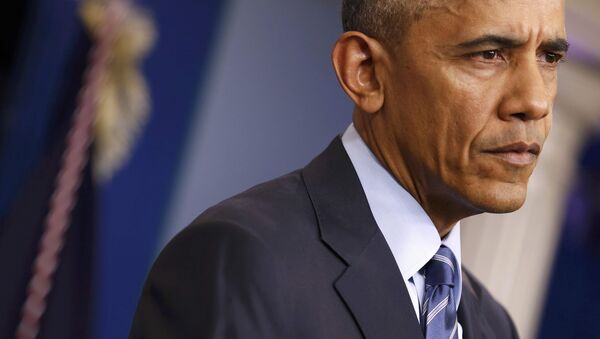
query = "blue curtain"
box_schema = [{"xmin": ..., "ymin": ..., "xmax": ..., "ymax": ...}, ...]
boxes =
[
  {"xmin": 538, "ymin": 134, "xmax": 600, "ymax": 338},
  {"xmin": 0, "ymin": 1, "xmax": 94, "ymax": 337},
  {"xmin": 94, "ymin": 1, "xmax": 227, "ymax": 338},
  {"xmin": 0, "ymin": 1, "xmax": 229, "ymax": 338}
]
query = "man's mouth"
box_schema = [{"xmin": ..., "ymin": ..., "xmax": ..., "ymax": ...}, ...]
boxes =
[{"xmin": 482, "ymin": 142, "xmax": 541, "ymax": 166}]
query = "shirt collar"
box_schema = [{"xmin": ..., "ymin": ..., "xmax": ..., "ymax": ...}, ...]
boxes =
[{"xmin": 341, "ymin": 123, "xmax": 462, "ymax": 284}]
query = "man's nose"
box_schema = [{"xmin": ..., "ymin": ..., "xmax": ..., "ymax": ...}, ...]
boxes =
[{"xmin": 498, "ymin": 59, "xmax": 552, "ymax": 122}]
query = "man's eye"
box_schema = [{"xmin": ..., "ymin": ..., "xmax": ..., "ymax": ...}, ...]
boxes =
[
  {"xmin": 541, "ymin": 52, "xmax": 564, "ymax": 64},
  {"xmin": 468, "ymin": 50, "xmax": 503, "ymax": 61},
  {"xmin": 480, "ymin": 50, "xmax": 500, "ymax": 60}
]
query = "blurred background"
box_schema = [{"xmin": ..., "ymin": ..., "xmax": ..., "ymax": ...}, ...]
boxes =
[{"xmin": 0, "ymin": 0, "xmax": 598, "ymax": 338}]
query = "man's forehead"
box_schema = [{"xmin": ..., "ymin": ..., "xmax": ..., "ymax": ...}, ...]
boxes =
[
  {"xmin": 414, "ymin": 0, "xmax": 566, "ymax": 39},
  {"xmin": 419, "ymin": 0, "xmax": 564, "ymax": 15}
]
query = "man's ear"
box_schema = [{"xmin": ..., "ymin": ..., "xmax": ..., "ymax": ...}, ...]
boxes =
[{"xmin": 332, "ymin": 32, "xmax": 387, "ymax": 114}]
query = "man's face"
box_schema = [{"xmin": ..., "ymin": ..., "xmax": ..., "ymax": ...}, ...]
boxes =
[{"xmin": 381, "ymin": 0, "xmax": 567, "ymax": 213}]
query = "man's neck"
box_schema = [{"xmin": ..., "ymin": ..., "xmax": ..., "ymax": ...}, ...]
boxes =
[{"xmin": 352, "ymin": 109, "xmax": 478, "ymax": 237}]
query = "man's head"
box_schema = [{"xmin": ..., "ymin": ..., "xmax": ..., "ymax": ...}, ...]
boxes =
[
  {"xmin": 332, "ymin": 0, "xmax": 568, "ymax": 235},
  {"xmin": 341, "ymin": 0, "xmax": 431, "ymax": 47}
]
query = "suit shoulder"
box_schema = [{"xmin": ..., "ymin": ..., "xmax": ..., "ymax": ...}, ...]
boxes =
[
  {"xmin": 147, "ymin": 171, "xmax": 311, "ymax": 295},
  {"xmin": 462, "ymin": 268, "xmax": 520, "ymax": 338},
  {"xmin": 190, "ymin": 169, "xmax": 315, "ymax": 237},
  {"xmin": 132, "ymin": 206, "xmax": 290, "ymax": 338},
  {"xmin": 159, "ymin": 170, "xmax": 318, "ymax": 267}
]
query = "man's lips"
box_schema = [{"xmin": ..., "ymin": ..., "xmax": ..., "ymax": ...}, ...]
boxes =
[{"xmin": 482, "ymin": 142, "xmax": 541, "ymax": 166}]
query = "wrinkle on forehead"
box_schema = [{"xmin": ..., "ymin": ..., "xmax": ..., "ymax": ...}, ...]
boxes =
[
  {"xmin": 420, "ymin": 0, "xmax": 562, "ymax": 17},
  {"xmin": 418, "ymin": 0, "xmax": 466, "ymax": 17},
  {"xmin": 414, "ymin": 0, "xmax": 566, "ymax": 39}
]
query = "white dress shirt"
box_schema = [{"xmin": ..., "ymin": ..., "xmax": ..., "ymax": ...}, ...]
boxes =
[{"xmin": 341, "ymin": 124, "xmax": 463, "ymax": 338}]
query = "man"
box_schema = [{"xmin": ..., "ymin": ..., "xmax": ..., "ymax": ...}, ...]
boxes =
[{"xmin": 130, "ymin": 0, "xmax": 568, "ymax": 338}]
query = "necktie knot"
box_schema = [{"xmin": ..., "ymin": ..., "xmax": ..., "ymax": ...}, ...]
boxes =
[{"xmin": 423, "ymin": 246, "xmax": 457, "ymax": 287}]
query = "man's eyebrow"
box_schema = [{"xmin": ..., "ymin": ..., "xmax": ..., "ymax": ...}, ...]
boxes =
[
  {"xmin": 456, "ymin": 34, "xmax": 570, "ymax": 53},
  {"xmin": 540, "ymin": 38, "xmax": 570, "ymax": 53},
  {"xmin": 456, "ymin": 35, "xmax": 525, "ymax": 49}
]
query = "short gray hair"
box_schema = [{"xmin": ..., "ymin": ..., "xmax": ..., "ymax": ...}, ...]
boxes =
[{"xmin": 341, "ymin": 0, "xmax": 432, "ymax": 46}]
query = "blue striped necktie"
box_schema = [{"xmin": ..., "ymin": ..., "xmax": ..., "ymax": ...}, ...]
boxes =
[{"xmin": 421, "ymin": 245, "xmax": 459, "ymax": 339}]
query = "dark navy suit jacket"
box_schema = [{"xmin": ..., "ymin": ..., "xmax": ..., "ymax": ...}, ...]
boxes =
[{"xmin": 130, "ymin": 137, "xmax": 519, "ymax": 339}]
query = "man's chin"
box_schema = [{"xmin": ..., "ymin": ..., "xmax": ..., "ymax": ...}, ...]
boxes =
[
  {"xmin": 481, "ymin": 200, "xmax": 526, "ymax": 214},
  {"xmin": 464, "ymin": 182, "xmax": 528, "ymax": 214}
]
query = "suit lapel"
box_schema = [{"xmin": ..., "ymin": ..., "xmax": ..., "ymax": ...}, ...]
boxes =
[
  {"xmin": 334, "ymin": 231, "xmax": 424, "ymax": 339},
  {"xmin": 302, "ymin": 137, "xmax": 423, "ymax": 339}
]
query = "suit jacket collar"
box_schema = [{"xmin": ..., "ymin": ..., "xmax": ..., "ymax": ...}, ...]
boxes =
[{"xmin": 302, "ymin": 137, "xmax": 424, "ymax": 339}]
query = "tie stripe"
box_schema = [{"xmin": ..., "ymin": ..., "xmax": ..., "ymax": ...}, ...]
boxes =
[
  {"xmin": 449, "ymin": 321, "xmax": 458, "ymax": 339},
  {"xmin": 421, "ymin": 246, "xmax": 459, "ymax": 339},
  {"xmin": 422, "ymin": 297, "xmax": 430, "ymax": 316},
  {"xmin": 426, "ymin": 295, "xmax": 449, "ymax": 325},
  {"xmin": 432, "ymin": 254, "xmax": 455, "ymax": 272}
]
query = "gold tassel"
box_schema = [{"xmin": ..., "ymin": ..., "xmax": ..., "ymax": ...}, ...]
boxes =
[{"xmin": 80, "ymin": 0, "xmax": 156, "ymax": 182}]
